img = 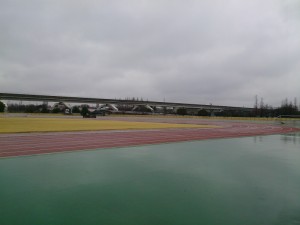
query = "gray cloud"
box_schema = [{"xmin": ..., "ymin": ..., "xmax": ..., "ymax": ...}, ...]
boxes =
[{"xmin": 1, "ymin": 0, "xmax": 299, "ymax": 107}]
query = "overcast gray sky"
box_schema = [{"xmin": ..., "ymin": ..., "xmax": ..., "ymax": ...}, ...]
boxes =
[{"xmin": 0, "ymin": 0, "xmax": 299, "ymax": 107}]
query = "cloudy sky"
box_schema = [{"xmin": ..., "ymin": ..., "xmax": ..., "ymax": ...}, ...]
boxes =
[{"xmin": 0, "ymin": 0, "xmax": 299, "ymax": 107}]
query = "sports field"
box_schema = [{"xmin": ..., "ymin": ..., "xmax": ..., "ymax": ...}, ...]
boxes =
[
  {"xmin": 1, "ymin": 115, "xmax": 300, "ymax": 225},
  {"xmin": 0, "ymin": 115, "xmax": 298, "ymax": 157}
]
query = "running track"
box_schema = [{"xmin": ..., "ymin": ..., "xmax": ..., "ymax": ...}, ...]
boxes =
[{"xmin": 0, "ymin": 119, "xmax": 299, "ymax": 158}]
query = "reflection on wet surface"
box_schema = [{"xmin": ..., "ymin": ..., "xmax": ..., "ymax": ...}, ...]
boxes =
[
  {"xmin": 253, "ymin": 132, "xmax": 300, "ymax": 145},
  {"xmin": 281, "ymin": 133, "xmax": 300, "ymax": 145},
  {"xmin": 280, "ymin": 120, "xmax": 300, "ymax": 145},
  {"xmin": 1, "ymin": 130, "xmax": 300, "ymax": 225}
]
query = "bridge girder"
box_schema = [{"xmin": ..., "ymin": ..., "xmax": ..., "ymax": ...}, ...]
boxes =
[{"xmin": 0, "ymin": 93, "xmax": 253, "ymax": 112}]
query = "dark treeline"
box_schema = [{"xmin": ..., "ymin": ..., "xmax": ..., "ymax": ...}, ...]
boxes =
[
  {"xmin": 0, "ymin": 101, "xmax": 5, "ymax": 112},
  {"xmin": 1, "ymin": 96, "xmax": 299, "ymax": 117},
  {"xmin": 6, "ymin": 103, "xmax": 74, "ymax": 114},
  {"xmin": 6, "ymin": 104, "xmax": 50, "ymax": 113},
  {"xmin": 253, "ymin": 96, "xmax": 299, "ymax": 117}
]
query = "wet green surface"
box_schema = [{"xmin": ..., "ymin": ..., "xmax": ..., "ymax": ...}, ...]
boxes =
[{"xmin": 1, "ymin": 133, "xmax": 300, "ymax": 225}]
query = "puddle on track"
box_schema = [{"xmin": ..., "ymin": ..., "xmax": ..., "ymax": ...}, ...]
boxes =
[{"xmin": 1, "ymin": 131, "xmax": 300, "ymax": 225}]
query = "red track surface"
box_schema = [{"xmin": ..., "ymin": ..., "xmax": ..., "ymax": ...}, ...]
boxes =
[{"xmin": 0, "ymin": 120, "xmax": 299, "ymax": 158}]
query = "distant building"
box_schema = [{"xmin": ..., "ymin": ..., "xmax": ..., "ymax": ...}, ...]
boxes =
[{"xmin": 52, "ymin": 102, "xmax": 72, "ymax": 114}]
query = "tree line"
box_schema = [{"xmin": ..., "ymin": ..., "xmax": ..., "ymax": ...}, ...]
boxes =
[
  {"xmin": 1, "ymin": 97, "xmax": 299, "ymax": 117},
  {"xmin": 253, "ymin": 96, "xmax": 299, "ymax": 117}
]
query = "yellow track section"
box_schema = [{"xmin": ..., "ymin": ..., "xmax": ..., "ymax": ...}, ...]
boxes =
[{"xmin": 0, "ymin": 117, "xmax": 219, "ymax": 133}]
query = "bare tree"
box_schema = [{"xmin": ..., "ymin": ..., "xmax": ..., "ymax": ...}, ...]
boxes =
[{"xmin": 254, "ymin": 95, "xmax": 258, "ymax": 116}]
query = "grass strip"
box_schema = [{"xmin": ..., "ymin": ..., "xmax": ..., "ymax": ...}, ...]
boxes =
[{"xmin": 0, "ymin": 117, "xmax": 219, "ymax": 133}]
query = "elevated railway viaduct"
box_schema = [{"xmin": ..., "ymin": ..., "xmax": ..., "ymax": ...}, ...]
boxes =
[{"xmin": 0, "ymin": 93, "xmax": 253, "ymax": 115}]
